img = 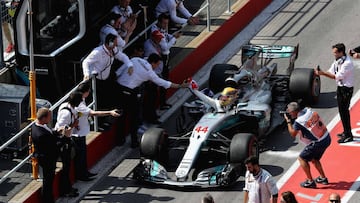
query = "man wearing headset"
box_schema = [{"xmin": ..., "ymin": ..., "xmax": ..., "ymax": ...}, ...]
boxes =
[
  {"xmin": 82, "ymin": 33, "xmax": 133, "ymax": 126},
  {"xmin": 99, "ymin": 12, "xmax": 133, "ymax": 51},
  {"xmin": 314, "ymin": 43, "xmax": 354, "ymax": 143}
]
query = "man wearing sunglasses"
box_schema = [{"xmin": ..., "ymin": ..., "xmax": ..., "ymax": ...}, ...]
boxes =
[{"xmin": 328, "ymin": 193, "xmax": 341, "ymax": 203}]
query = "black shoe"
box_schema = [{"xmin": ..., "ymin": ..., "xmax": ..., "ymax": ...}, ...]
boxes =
[
  {"xmin": 337, "ymin": 133, "xmax": 345, "ymax": 138},
  {"xmin": 131, "ymin": 141, "xmax": 139, "ymax": 148},
  {"xmin": 338, "ymin": 136, "xmax": 353, "ymax": 143},
  {"xmin": 87, "ymin": 172, "xmax": 97, "ymax": 177},
  {"xmin": 160, "ymin": 104, "xmax": 172, "ymax": 110},
  {"xmin": 78, "ymin": 176, "xmax": 95, "ymax": 182},
  {"xmin": 315, "ymin": 176, "xmax": 329, "ymax": 185},
  {"xmin": 62, "ymin": 190, "xmax": 79, "ymax": 197},
  {"xmin": 300, "ymin": 180, "xmax": 316, "ymax": 188}
]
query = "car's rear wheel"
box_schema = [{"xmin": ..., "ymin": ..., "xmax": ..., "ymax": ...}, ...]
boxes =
[
  {"xmin": 209, "ymin": 64, "xmax": 238, "ymax": 94},
  {"xmin": 229, "ymin": 133, "xmax": 258, "ymax": 164},
  {"xmin": 289, "ymin": 68, "xmax": 321, "ymax": 104},
  {"xmin": 140, "ymin": 127, "xmax": 168, "ymax": 163}
]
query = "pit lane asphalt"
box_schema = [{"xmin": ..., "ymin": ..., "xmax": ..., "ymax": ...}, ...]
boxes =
[{"xmin": 60, "ymin": 0, "xmax": 360, "ymax": 202}]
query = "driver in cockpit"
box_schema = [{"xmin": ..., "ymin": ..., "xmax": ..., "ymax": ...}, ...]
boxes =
[{"xmin": 188, "ymin": 80, "xmax": 239, "ymax": 112}]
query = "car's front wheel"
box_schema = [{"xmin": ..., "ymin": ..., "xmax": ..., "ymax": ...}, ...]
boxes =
[
  {"xmin": 140, "ymin": 127, "xmax": 168, "ymax": 164},
  {"xmin": 228, "ymin": 133, "xmax": 258, "ymax": 164}
]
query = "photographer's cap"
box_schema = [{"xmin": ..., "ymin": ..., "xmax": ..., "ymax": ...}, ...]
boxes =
[{"xmin": 287, "ymin": 102, "xmax": 299, "ymax": 112}]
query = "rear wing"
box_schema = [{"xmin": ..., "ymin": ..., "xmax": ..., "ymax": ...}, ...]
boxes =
[
  {"xmin": 242, "ymin": 44, "xmax": 299, "ymax": 59},
  {"xmin": 241, "ymin": 43, "xmax": 299, "ymax": 74}
]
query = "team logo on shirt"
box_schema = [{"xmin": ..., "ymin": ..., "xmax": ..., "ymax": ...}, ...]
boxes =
[{"xmin": 127, "ymin": 67, "xmax": 133, "ymax": 75}]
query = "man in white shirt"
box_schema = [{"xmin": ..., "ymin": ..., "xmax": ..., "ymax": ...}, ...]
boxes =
[
  {"xmin": 155, "ymin": 0, "xmax": 199, "ymax": 26},
  {"xmin": 99, "ymin": 12, "xmax": 133, "ymax": 51},
  {"xmin": 143, "ymin": 30, "xmax": 164, "ymax": 123},
  {"xmin": 314, "ymin": 43, "xmax": 354, "ymax": 143},
  {"xmin": 54, "ymin": 91, "xmax": 83, "ymax": 197},
  {"xmin": 111, "ymin": 0, "xmax": 137, "ymax": 38},
  {"xmin": 243, "ymin": 156, "xmax": 278, "ymax": 203},
  {"xmin": 82, "ymin": 33, "xmax": 133, "ymax": 112},
  {"xmin": 151, "ymin": 14, "xmax": 182, "ymax": 109},
  {"xmin": 72, "ymin": 81, "xmax": 120, "ymax": 181},
  {"xmin": 115, "ymin": 53, "xmax": 188, "ymax": 147}
]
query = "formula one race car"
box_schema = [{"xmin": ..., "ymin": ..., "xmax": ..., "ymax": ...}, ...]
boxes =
[{"xmin": 132, "ymin": 44, "xmax": 321, "ymax": 187}]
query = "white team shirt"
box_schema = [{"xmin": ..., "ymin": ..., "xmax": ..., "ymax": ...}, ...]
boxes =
[
  {"xmin": 116, "ymin": 57, "xmax": 172, "ymax": 89},
  {"xmin": 155, "ymin": 0, "xmax": 192, "ymax": 24},
  {"xmin": 327, "ymin": 55, "xmax": 354, "ymax": 87},
  {"xmin": 111, "ymin": 5, "xmax": 133, "ymax": 24},
  {"xmin": 54, "ymin": 103, "xmax": 77, "ymax": 134},
  {"xmin": 143, "ymin": 38, "xmax": 164, "ymax": 75},
  {"xmin": 72, "ymin": 99, "xmax": 91, "ymax": 137},
  {"xmin": 99, "ymin": 24, "xmax": 126, "ymax": 50},
  {"xmin": 151, "ymin": 24, "xmax": 177, "ymax": 55},
  {"xmin": 243, "ymin": 169, "xmax": 278, "ymax": 203},
  {"xmin": 82, "ymin": 45, "xmax": 133, "ymax": 80}
]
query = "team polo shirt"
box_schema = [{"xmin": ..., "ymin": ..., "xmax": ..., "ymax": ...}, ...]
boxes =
[
  {"xmin": 143, "ymin": 38, "xmax": 164, "ymax": 75},
  {"xmin": 111, "ymin": 5, "xmax": 133, "ymax": 25},
  {"xmin": 243, "ymin": 168, "xmax": 278, "ymax": 203},
  {"xmin": 82, "ymin": 45, "xmax": 133, "ymax": 80},
  {"xmin": 116, "ymin": 57, "xmax": 172, "ymax": 89},
  {"xmin": 155, "ymin": 0, "xmax": 192, "ymax": 24},
  {"xmin": 327, "ymin": 55, "xmax": 354, "ymax": 87},
  {"xmin": 54, "ymin": 103, "xmax": 77, "ymax": 134},
  {"xmin": 99, "ymin": 24, "xmax": 126, "ymax": 50},
  {"xmin": 72, "ymin": 99, "xmax": 91, "ymax": 137},
  {"xmin": 151, "ymin": 24, "xmax": 177, "ymax": 55},
  {"xmin": 293, "ymin": 108, "xmax": 329, "ymax": 145}
]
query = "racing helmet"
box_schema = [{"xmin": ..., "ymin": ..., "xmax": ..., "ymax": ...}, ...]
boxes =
[{"xmin": 219, "ymin": 87, "xmax": 238, "ymax": 107}]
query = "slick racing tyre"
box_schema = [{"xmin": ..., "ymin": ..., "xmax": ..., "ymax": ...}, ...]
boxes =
[
  {"xmin": 289, "ymin": 68, "xmax": 321, "ymax": 104},
  {"xmin": 140, "ymin": 127, "xmax": 168, "ymax": 162},
  {"xmin": 229, "ymin": 133, "xmax": 258, "ymax": 164}
]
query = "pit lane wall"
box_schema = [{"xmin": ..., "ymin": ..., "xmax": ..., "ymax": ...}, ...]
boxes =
[{"xmin": 10, "ymin": 0, "xmax": 272, "ymax": 202}]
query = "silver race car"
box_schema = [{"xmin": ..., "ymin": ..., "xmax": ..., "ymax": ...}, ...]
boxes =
[{"xmin": 133, "ymin": 44, "xmax": 320, "ymax": 187}]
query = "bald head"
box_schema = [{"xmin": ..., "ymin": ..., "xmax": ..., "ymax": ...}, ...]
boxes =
[{"xmin": 328, "ymin": 193, "xmax": 340, "ymax": 203}]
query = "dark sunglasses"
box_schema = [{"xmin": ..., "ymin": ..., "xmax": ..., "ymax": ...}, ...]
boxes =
[{"xmin": 329, "ymin": 200, "xmax": 340, "ymax": 203}]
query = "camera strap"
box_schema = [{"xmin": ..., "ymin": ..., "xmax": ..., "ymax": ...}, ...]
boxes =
[{"xmin": 60, "ymin": 106, "xmax": 76, "ymax": 127}]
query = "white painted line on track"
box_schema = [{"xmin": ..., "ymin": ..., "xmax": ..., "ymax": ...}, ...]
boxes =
[
  {"xmin": 264, "ymin": 150, "xmax": 299, "ymax": 159},
  {"xmin": 341, "ymin": 176, "xmax": 360, "ymax": 202}
]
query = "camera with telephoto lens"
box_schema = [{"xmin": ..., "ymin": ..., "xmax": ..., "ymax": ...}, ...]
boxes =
[{"xmin": 279, "ymin": 111, "xmax": 291, "ymax": 119}]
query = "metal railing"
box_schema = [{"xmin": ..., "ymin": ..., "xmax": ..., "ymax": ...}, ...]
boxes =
[
  {"xmin": 0, "ymin": 0, "xmax": 234, "ymax": 186},
  {"xmin": 0, "ymin": 76, "xmax": 97, "ymax": 185}
]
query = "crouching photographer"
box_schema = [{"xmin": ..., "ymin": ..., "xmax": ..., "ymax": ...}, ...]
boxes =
[{"xmin": 283, "ymin": 102, "xmax": 331, "ymax": 188}]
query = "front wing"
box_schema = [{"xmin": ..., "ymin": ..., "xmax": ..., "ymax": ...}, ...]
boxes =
[{"xmin": 132, "ymin": 159, "xmax": 242, "ymax": 187}]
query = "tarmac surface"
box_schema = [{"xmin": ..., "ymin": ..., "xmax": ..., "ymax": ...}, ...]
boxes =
[
  {"xmin": 0, "ymin": 0, "xmax": 253, "ymax": 202},
  {"xmin": 59, "ymin": 0, "xmax": 360, "ymax": 202},
  {"xmin": 56, "ymin": 0, "xmax": 292, "ymax": 202}
]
